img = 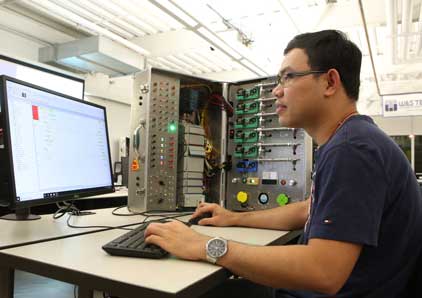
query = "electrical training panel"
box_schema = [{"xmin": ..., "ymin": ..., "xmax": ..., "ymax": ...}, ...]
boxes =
[
  {"xmin": 226, "ymin": 79, "xmax": 312, "ymax": 211},
  {"xmin": 127, "ymin": 68, "xmax": 311, "ymax": 213}
]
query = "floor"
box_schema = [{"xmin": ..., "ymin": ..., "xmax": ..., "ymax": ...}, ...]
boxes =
[{"xmin": 14, "ymin": 271, "xmax": 104, "ymax": 298}]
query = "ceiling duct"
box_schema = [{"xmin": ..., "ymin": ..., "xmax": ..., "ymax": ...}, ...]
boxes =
[{"xmin": 39, "ymin": 36, "xmax": 145, "ymax": 77}]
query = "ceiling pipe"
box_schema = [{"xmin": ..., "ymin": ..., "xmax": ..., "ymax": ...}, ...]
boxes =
[
  {"xmin": 358, "ymin": 0, "xmax": 381, "ymax": 95},
  {"xmin": 401, "ymin": 0, "xmax": 413, "ymax": 61},
  {"xmin": 386, "ymin": 0, "xmax": 398, "ymax": 64},
  {"xmin": 417, "ymin": 0, "xmax": 422, "ymax": 55}
]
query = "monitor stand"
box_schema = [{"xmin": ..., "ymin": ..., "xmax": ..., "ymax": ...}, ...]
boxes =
[{"xmin": 0, "ymin": 208, "xmax": 41, "ymax": 221}]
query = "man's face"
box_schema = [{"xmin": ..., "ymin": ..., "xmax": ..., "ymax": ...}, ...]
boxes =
[{"xmin": 273, "ymin": 48, "xmax": 326, "ymax": 128}]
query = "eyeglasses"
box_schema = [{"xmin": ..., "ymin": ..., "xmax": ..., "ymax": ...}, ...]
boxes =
[{"xmin": 276, "ymin": 70, "xmax": 326, "ymax": 88}]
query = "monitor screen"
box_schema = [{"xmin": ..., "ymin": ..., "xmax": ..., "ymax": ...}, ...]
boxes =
[
  {"xmin": 0, "ymin": 55, "xmax": 84, "ymax": 100},
  {"xmin": 0, "ymin": 76, "xmax": 113, "ymax": 209}
]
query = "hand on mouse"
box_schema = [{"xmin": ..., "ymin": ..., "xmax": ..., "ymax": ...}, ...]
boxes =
[{"xmin": 191, "ymin": 202, "xmax": 238, "ymax": 227}]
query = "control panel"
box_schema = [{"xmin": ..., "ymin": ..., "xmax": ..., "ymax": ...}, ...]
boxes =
[
  {"xmin": 128, "ymin": 70, "xmax": 180, "ymax": 212},
  {"xmin": 126, "ymin": 68, "xmax": 310, "ymax": 213},
  {"xmin": 226, "ymin": 78, "xmax": 312, "ymax": 211}
]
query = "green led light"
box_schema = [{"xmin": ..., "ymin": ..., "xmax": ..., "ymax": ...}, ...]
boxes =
[{"xmin": 168, "ymin": 122, "xmax": 177, "ymax": 133}]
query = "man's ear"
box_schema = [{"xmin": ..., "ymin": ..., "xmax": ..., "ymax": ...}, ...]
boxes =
[{"xmin": 324, "ymin": 68, "xmax": 341, "ymax": 97}]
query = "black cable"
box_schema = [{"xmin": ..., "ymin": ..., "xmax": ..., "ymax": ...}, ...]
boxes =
[
  {"xmin": 66, "ymin": 213, "xmax": 134, "ymax": 231},
  {"xmin": 111, "ymin": 205, "xmax": 193, "ymax": 219},
  {"xmin": 111, "ymin": 205, "xmax": 144, "ymax": 216},
  {"xmin": 53, "ymin": 201, "xmax": 80, "ymax": 219},
  {"xmin": 64, "ymin": 205, "xmax": 193, "ymax": 230}
]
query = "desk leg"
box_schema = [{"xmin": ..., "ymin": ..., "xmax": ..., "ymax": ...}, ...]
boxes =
[
  {"xmin": 0, "ymin": 267, "xmax": 14, "ymax": 298},
  {"xmin": 78, "ymin": 286, "xmax": 93, "ymax": 298}
]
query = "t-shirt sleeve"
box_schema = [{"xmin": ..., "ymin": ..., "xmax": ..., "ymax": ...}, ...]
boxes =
[{"xmin": 309, "ymin": 143, "xmax": 387, "ymax": 246}]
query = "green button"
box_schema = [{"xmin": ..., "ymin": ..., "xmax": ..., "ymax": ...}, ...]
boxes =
[
  {"xmin": 276, "ymin": 194, "xmax": 289, "ymax": 206},
  {"xmin": 241, "ymin": 177, "xmax": 247, "ymax": 184}
]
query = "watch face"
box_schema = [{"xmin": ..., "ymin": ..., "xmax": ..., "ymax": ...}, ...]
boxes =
[{"xmin": 208, "ymin": 238, "xmax": 227, "ymax": 258}]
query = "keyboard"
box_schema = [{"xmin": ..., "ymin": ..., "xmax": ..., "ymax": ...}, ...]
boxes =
[{"xmin": 102, "ymin": 220, "xmax": 169, "ymax": 259}]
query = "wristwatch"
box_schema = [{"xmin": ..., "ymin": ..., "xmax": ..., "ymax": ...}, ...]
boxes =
[{"xmin": 206, "ymin": 237, "xmax": 228, "ymax": 264}]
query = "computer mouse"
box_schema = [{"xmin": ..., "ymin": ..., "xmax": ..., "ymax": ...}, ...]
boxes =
[{"xmin": 188, "ymin": 212, "xmax": 213, "ymax": 225}]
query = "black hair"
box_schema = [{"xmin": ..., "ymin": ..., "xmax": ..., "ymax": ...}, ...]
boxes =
[{"xmin": 284, "ymin": 30, "xmax": 362, "ymax": 101}]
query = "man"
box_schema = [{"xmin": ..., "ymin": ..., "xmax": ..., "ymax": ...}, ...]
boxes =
[{"xmin": 145, "ymin": 30, "xmax": 422, "ymax": 297}]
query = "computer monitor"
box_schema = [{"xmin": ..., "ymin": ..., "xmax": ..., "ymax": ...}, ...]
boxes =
[{"xmin": 0, "ymin": 76, "xmax": 114, "ymax": 220}]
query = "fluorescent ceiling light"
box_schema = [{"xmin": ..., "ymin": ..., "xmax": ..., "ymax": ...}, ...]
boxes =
[
  {"xmin": 175, "ymin": 53, "xmax": 213, "ymax": 73},
  {"xmin": 166, "ymin": 55, "xmax": 202, "ymax": 74},
  {"xmin": 122, "ymin": 0, "xmax": 171, "ymax": 32},
  {"xmin": 21, "ymin": 0, "xmax": 96, "ymax": 35},
  {"xmin": 153, "ymin": 0, "xmax": 198, "ymax": 27},
  {"xmin": 126, "ymin": 15, "xmax": 159, "ymax": 35},
  {"xmin": 70, "ymin": 0, "xmax": 146, "ymax": 36},
  {"xmin": 197, "ymin": 52, "xmax": 230, "ymax": 71},
  {"xmin": 133, "ymin": 0, "xmax": 184, "ymax": 30},
  {"xmin": 27, "ymin": 0, "xmax": 150, "ymax": 56},
  {"xmin": 186, "ymin": 51, "xmax": 221, "ymax": 72},
  {"xmin": 197, "ymin": 27, "xmax": 242, "ymax": 60},
  {"xmin": 193, "ymin": 52, "xmax": 224, "ymax": 72},
  {"xmin": 240, "ymin": 59, "xmax": 268, "ymax": 76},
  {"xmin": 156, "ymin": 57, "xmax": 191, "ymax": 74}
]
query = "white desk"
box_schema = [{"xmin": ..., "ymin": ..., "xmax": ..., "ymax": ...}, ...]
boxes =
[
  {"xmin": 0, "ymin": 223, "xmax": 300, "ymax": 298},
  {"xmin": 0, "ymin": 207, "xmax": 143, "ymax": 250}
]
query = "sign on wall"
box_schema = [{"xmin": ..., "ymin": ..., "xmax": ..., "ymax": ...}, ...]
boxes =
[{"xmin": 382, "ymin": 93, "xmax": 422, "ymax": 117}]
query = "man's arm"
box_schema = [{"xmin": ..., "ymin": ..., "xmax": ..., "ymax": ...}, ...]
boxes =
[
  {"xmin": 218, "ymin": 238, "xmax": 362, "ymax": 295},
  {"xmin": 194, "ymin": 199, "xmax": 310, "ymax": 231},
  {"xmin": 145, "ymin": 221, "xmax": 362, "ymax": 295}
]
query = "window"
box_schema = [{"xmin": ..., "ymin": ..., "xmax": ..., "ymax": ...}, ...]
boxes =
[
  {"xmin": 390, "ymin": 136, "xmax": 412, "ymax": 164},
  {"xmin": 414, "ymin": 136, "xmax": 422, "ymax": 179}
]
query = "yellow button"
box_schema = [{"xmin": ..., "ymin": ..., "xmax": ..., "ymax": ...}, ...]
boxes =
[{"xmin": 236, "ymin": 191, "xmax": 248, "ymax": 203}]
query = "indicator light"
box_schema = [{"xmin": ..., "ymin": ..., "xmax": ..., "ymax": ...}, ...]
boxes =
[{"xmin": 168, "ymin": 121, "xmax": 177, "ymax": 133}]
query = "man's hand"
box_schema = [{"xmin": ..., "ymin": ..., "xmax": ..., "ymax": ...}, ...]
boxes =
[
  {"xmin": 144, "ymin": 220, "xmax": 211, "ymax": 261},
  {"xmin": 191, "ymin": 202, "xmax": 238, "ymax": 226}
]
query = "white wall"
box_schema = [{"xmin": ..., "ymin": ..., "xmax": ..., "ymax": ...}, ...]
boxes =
[
  {"xmin": 85, "ymin": 95, "xmax": 131, "ymax": 166},
  {"xmin": 373, "ymin": 115, "xmax": 422, "ymax": 136},
  {"xmin": 0, "ymin": 31, "xmax": 133, "ymax": 166},
  {"xmin": 0, "ymin": 28, "xmax": 42, "ymax": 61},
  {"xmin": 84, "ymin": 73, "xmax": 134, "ymax": 164}
]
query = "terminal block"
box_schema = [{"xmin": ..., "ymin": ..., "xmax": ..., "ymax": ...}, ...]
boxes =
[
  {"xmin": 244, "ymin": 101, "xmax": 259, "ymax": 114},
  {"xmin": 234, "ymin": 131, "xmax": 245, "ymax": 143},
  {"xmin": 235, "ymin": 101, "xmax": 259, "ymax": 115},
  {"xmin": 234, "ymin": 130, "xmax": 258, "ymax": 143},
  {"xmin": 236, "ymin": 87, "xmax": 260, "ymax": 101},
  {"xmin": 235, "ymin": 116, "xmax": 259, "ymax": 129},
  {"xmin": 244, "ymin": 131, "xmax": 258, "ymax": 143},
  {"xmin": 236, "ymin": 160, "xmax": 258, "ymax": 173},
  {"xmin": 235, "ymin": 102, "xmax": 246, "ymax": 115},
  {"xmin": 234, "ymin": 145, "xmax": 258, "ymax": 158}
]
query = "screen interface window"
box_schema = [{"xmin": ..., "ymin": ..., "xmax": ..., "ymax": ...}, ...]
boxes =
[{"xmin": 6, "ymin": 80, "xmax": 112, "ymax": 202}]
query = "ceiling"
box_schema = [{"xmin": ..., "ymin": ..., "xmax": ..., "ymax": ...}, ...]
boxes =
[{"xmin": 0, "ymin": 0, "xmax": 421, "ymax": 114}]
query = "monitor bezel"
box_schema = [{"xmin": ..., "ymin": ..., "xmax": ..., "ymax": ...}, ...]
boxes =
[
  {"xmin": 0, "ymin": 54, "xmax": 85, "ymax": 100},
  {"xmin": 0, "ymin": 75, "xmax": 114, "ymax": 209}
]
